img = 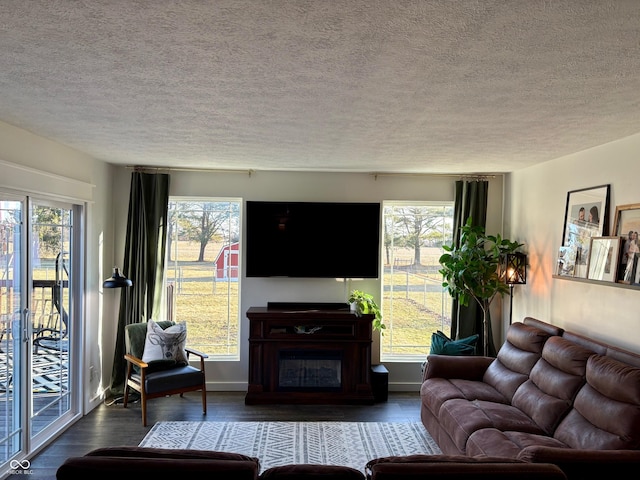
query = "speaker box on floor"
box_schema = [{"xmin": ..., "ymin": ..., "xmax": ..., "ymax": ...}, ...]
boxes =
[{"xmin": 371, "ymin": 364, "xmax": 388, "ymax": 402}]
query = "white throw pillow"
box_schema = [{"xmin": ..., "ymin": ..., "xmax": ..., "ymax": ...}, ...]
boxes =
[{"xmin": 142, "ymin": 319, "xmax": 188, "ymax": 364}]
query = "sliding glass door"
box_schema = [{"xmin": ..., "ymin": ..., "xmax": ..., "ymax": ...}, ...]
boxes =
[
  {"xmin": 0, "ymin": 194, "xmax": 81, "ymax": 472},
  {"xmin": 29, "ymin": 200, "xmax": 77, "ymax": 441},
  {"xmin": 0, "ymin": 195, "xmax": 24, "ymax": 468}
]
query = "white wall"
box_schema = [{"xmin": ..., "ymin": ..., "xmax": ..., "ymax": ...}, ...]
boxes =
[
  {"xmin": 0, "ymin": 121, "xmax": 115, "ymax": 414},
  {"xmin": 114, "ymin": 168, "xmax": 506, "ymax": 391},
  {"xmin": 508, "ymin": 132, "xmax": 640, "ymax": 353}
]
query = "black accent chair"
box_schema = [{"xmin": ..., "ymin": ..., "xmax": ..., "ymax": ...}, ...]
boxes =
[{"xmin": 123, "ymin": 321, "xmax": 208, "ymax": 426}]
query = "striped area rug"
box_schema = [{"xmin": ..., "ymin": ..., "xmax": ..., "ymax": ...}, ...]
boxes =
[{"xmin": 139, "ymin": 421, "xmax": 441, "ymax": 473}]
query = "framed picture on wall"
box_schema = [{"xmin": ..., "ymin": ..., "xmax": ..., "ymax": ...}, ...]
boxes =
[
  {"xmin": 587, "ymin": 236, "xmax": 621, "ymax": 282},
  {"xmin": 612, "ymin": 203, "xmax": 640, "ymax": 282},
  {"xmin": 556, "ymin": 245, "xmax": 577, "ymax": 277},
  {"xmin": 562, "ymin": 185, "xmax": 610, "ymax": 278}
]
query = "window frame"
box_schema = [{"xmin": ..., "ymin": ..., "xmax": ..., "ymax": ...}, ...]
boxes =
[
  {"xmin": 380, "ymin": 200, "xmax": 454, "ymax": 362},
  {"xmin": 165, "ymin": 196, "xmax": 242, "ymax": 360}
]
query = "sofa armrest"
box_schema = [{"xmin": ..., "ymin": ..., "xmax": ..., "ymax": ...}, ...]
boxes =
[
  {"xmin": 422, "ymin": 354, "xmax": 494, "ymax": 381},
  {"xmin": 518, "ymin": 446, "xmax": 640, "ymax": 479}
]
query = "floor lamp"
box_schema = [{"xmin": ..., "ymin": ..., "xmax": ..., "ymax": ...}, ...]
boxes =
[
  {"xmin": 103, "ymin": 267, "xmax": 133, "ymax": 289},
  {"xmin": 103, "ymin": 266, "xmax": 133, "ymax": 404},
  {"xmin": 503, "ymin": 253, "xmax": 527, "ymax": 325}
]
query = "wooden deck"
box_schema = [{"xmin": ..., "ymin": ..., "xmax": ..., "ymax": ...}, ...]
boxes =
[{"xmin": 0, "ymin": 346, "xmax": 70, "ymax": 438}]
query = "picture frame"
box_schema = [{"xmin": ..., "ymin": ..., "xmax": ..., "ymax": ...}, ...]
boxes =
[
  {"xmin": 586, "ymin": 236, "xmax": 621, "ymax": 282},
  {"xmin": 556, "ymin": 245, "xmax": 577, "ymax": 277},
  {"xmin": 562, "ymin": 185, "xmax": 610, "ymax": 278},
  {"xmin": 611, "ymin": 203, "xmax": 640, "ymax": 282},
  {"xmin": 612, "ymin": 203, "xmax": 640, "ymax": 236},
  {"xmin": 634, "ymin": 256, "xmax": 640, "ymax": 286}
]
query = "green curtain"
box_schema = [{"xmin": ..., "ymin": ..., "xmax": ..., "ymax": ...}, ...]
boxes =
[
  {"xmin": 449, "ymin": 179, "xmax": 496, "ymax": 356},
  {"xmin": 109, "ymin": 171, "xmax": 170, "ymax": 396}
]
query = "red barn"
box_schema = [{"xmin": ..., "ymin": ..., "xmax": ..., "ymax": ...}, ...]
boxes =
[{"xmin": 213, "ymin": 242, "xmax": 239, "ymax": 280}]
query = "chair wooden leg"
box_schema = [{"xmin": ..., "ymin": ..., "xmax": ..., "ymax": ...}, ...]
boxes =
[{"xmin": 201, "ymin": 388, "xmax": 207, "ymax": 415}]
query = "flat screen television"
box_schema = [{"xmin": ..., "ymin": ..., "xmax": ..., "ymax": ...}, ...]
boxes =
[{"xmin": 245, "ymin": 201, "xmax": 381, "ymax": 278}]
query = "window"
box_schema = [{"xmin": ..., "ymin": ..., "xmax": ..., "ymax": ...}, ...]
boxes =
[
  {"xmin": 166, "ymin": 198, "xmax": 241, "ymax": 359},
  {"xmin": 381, "ymin": 202, "xmax": 454, "ymax": 361}
]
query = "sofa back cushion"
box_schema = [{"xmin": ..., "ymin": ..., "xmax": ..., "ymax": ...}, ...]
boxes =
[
  {"xmin": 58, "ymin": 447, "xmax": 260, "ymax": 480},
  {"xmin": 483, "ymin": 322, "xmax": 554, "ymax": 401},
  {"xmin": 511, "ymin": 337, "xmax": 593, "ymax": 434},
  {"xmin": 365, "ymin": 454, "xmax": 567, "ymax": 480},
  {"xmin": 553, "ymin": 354, "xmax": 640, "ymax": 449},
  {"xmin": 260, "ymin": 464, "xmax": 365, "ymax": 480},
  {"xmin": 562, "ymin": 330, "xmax": 640, "ymax": 368},
  {"xmin": 523, "ymin": 317, "xmax": 564, "ymax": 337}
]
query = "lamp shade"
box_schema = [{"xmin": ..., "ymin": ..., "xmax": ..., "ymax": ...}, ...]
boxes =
[
  {"xmin": 503, "ymin": 252, "xmax": 527, "ymax": 285},
  {"xmin": 103, "ymin": 267, "xmax": 132, "ymax": 288}
]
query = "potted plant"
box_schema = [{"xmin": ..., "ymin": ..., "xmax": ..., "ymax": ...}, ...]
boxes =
[
  {"xmin": 348, "ymin": 289, "xmax": 385, "ymax": 333},
  {"xmin": 439, "ymin": 218, "xmax": 523, "ymax": 356}
]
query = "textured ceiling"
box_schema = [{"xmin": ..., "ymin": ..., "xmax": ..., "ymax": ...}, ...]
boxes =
[{"xmin": 2, "ymin": 1, "xmax": 640, "ymax": 174}]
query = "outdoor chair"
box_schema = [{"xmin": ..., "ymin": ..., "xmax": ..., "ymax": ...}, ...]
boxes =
[{"xmin": 123, "ymin": 320, "xmax": 208, "ymax": 426}]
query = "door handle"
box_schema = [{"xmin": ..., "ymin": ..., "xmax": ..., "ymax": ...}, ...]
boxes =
[{"xmin": 22, "ymin": 308, "xmax": 30, "ymax": 343}]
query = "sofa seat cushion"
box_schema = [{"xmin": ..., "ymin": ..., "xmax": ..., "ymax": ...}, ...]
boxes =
[
  {"xmin": 131, "ymin": 365, "xmax": 204, "ymax": 395},
  {"xmin": 439, "ymin": 399, "xmax": 545, "ymax": 453},
  {"xmin": 466, "ymin": 428, "xmax": 568, "ymax": 457},
  {"xmin": 421, "ymin": 378, "xmax": 507, "ymax": 417}
]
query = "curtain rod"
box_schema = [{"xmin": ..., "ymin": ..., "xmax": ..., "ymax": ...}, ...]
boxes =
[
  {"xmin": 127, "ymin": 165, "xmax": 254, "ymax": 176},
  {"xmin": 370, "ymin": 172, "xmax": 498, "ymax": 181},
  {"xmin": 125, "ymin": 166, "xmax": 496, "ymax": 181}
]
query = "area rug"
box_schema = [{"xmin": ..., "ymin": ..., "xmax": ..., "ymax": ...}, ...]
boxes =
[{"xmin": 139, "ymin": 421, "xmax": 441, "ymax": 473}]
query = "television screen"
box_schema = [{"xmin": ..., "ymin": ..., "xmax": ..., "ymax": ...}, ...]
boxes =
[{"xmin": 245, "ymin": 201, "xmax": 380, "ymax": 278}]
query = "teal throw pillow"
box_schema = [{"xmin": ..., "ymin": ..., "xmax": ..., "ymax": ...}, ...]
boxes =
[{"xmin": 429, "ymin": 330, "xmax": 478, "ymax": 356}]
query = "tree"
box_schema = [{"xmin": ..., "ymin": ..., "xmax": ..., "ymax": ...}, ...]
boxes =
[
  {"xmin": 439, "ymin": 217, "xmax": 523, "ymax": 356},
  {"xmin": 167, "ymin": 205, "xmax": 177, "ymax": 262},
  {"xmin": 392, "ymin": 206, "xmax": 450, "ymax": 266},
  {"xmin": 177, "ymin": 202, "xmax": 238, "ymax": 262},
  {"xmin": 32, "ymin": 206, "xmax": 66, "ymax": 257}
]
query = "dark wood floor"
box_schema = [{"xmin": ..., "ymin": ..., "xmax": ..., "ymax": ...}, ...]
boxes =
[{"xmin": 14, "ymin": 391, "xmax": 422, "ymax": 479}]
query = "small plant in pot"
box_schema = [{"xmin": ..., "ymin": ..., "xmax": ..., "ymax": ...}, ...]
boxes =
[
  {"xmin": 348, "ymin": 289, "xmax": 385, "ymax": 333},
  {"xmin": 439, "ymin": 218, "xmax": 523, "ymax": 356}
]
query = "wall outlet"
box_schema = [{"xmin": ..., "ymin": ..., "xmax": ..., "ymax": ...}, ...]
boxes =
[{"xmin": 89, "ymin": 365, "xmax": 95, "ymax": 382}]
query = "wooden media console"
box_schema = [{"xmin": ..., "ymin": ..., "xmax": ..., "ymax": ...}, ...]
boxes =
[{"xmin": 245, "ymin": 304, "xmax": 375, "ymax": 405}]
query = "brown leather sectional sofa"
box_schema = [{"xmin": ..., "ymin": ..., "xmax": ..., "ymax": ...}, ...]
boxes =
[{"xmin": 421, "ymin": 317, "xmax": 640, "ymax": 479}]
